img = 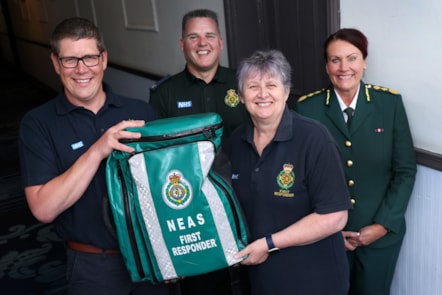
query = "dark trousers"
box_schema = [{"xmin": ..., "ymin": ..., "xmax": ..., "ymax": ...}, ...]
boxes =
[
  {"xmin": 66, "ymin": 248, "xmax": 173, "ymax": 295},
  {"xmin": 179, "ymin": 266, "xmax": 250, "ymax": 295},
  {"xmin": 347, "ymin": 241, "xmax": 402, "ymax": 295}
]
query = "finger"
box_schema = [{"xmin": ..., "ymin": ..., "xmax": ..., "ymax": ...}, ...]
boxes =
[
  {"xmin": 234, "ymin": 249, "xmax": 247, "ymax": 260},
  {"xmin": 119, "ymin": 119, "xmax": 145, "ymax": 128},
  {"xmin": 114, "ymin": 142, "xmax": 136, "ymax": 153},
  {"xmin": 349, "ymin": 231, "xmax": 361, "ymax": 238},
  {"xmin": 119, "ymin": 129, "xmax": 142, "ymax": 140}
]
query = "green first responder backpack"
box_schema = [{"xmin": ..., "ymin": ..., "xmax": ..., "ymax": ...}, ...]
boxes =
[{"xmin": 105, "ymin": 112, "xmax": 249, "ymax": 284}]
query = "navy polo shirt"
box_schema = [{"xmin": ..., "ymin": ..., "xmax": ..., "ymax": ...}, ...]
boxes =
[
  {"xmin": 19, "ymin": 83, "xmax": 157, "ymax": 249},
  {"xmin": 228, "ymin": 107, "xmax": 352, "ymax": 295}
]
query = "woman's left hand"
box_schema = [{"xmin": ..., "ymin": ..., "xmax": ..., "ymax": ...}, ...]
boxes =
[
  {"xmin": 234, "ymin": 237, "xmax": 269, "ymax": 265},
  {"xmin": 357, "ymin": 223, "xmax": 388, "ymax": 246}
]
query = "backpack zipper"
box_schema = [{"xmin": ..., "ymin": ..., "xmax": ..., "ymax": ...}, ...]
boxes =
[{"xmin": 121, "ymin": 122, "xmax": 223, "ymax": 143}]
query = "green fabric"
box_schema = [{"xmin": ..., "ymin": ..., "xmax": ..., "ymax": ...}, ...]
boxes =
[
  {"xmin": 106, "ymin": 113, "xmax": 248, "ymax": 283},
  {"xmin": 295, "ymin": 82, "xmax": 416, "ymax": 248}
]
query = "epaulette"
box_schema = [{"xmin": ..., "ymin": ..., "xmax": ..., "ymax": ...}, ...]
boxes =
[
  {"xmin": 149, "ymin": 74, "xmax": 171, "ymax": 92},
  {"xmin": 297, "ymin": 88, "xmax": 326, "ymax": 102},
  {"xmin": 366, "ymin": 84, "xmax": 400, "ymax": 95}
]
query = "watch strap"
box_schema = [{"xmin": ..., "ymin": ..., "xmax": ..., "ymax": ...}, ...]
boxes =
[{"xmin": 265, "ymin": 234, "xmax": 279, "ymax": 253}]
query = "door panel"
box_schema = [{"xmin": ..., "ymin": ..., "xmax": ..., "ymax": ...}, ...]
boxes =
[{"xmin": 223, "ymin": 0, "xmax": 339, "ymax": 107}]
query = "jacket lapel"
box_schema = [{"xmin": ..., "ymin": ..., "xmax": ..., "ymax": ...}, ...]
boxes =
[
  {"xmin": 324, "ymin": 88, "xmax": 350, "ymax": 137},
  {"xmin": 349, "ymin": 82, "xmax": 373, "ymax": 134}
]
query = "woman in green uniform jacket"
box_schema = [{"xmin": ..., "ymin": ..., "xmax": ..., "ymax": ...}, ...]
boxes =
[{"xmin": 295, "ymin": 28, "xmax": 417, "ymax": 295}]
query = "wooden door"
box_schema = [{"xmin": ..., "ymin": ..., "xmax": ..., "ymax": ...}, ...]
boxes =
[{"xmin": 223, "ymin": 0, "xmax": 339, "ymax": 107}]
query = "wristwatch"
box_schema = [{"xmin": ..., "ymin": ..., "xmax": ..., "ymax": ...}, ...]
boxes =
[{"xmin": 265, "ymin": 234, "xmax": 280, "ymax": 254}]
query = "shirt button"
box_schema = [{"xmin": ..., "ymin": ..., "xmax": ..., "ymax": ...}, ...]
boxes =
[
  {"xmin": 255, "ymin": 168, "xmax": 260, "ymax": 172},
  {"xmin": 348, "ymin": 179, "xmax": 355, "ymax": 187},
  {"xmin": 347, "ymin": 160, "xmax": 353, "ymax": 167},
  {"xmin": 345, "ymin": 140, "xmax": 352, "ymax": 147},
  {"xmin": 351, "ymin": 198, "xmax": 356, "ymax": 206}
]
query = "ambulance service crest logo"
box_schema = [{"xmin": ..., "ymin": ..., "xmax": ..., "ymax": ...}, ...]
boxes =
[
  {"xmin": 163, "ymin": 170, "xmax": 192, "ymax": 209},
  {"xmin": 277, "ymin": 163, "xmax": 295, "ymax": 190},
  {"xmin": 224, "ymin": 89, "xmax": 240, "ymax": 107}
]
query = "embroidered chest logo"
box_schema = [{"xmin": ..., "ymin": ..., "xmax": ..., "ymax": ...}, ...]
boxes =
[
  {"xmin": 224, "ymin": 89, "xmax": 240, "ymax": 107},
  {"xmin": 177, "ymin": 100, "xmax": 192, "ymax": 109},
  {"xmin": 163, "ymin": 170, "xmax": 192, "ymax": 209},
  {"xmin": 71, "ymin": 141, "xmax": 84, "ymax": 150},
  {"xmin": 275, "ymin": 163, "xmax": 295, "ymax": 198}
]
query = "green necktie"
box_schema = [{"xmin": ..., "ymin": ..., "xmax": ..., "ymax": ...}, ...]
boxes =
[{"xmin": 344, "ymin": 107, "xmax": 354, "ymax": 129}]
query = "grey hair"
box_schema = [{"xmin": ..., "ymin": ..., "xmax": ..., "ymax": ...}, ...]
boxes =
[
  {"xmin": 237, "ymin": 49, "xmax": 292, "ymax": 94},
  {"xmin": 181, "ymin": 9, "xmax": 220, "ymax": 36},
  {"xmin": 50, "ymin": 17, "xmax": 106, "ymax": 56}
]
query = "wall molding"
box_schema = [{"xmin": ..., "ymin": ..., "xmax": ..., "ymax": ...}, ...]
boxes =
[
  {"xmin": 74, "ymin": 0, "xmax": 98, "ymax": 25},
  {"xmin": 416, "ymin": 148, "xmax": 442, "ymax": 171},
  {"xmin": 121, "ymin": 0, "xmax": 159, "ymax": 32}
]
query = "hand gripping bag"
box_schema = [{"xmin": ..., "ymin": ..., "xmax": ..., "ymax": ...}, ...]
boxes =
[{"xmin": 105, "ymin": 113, "xmax": 248, "ymax": 284}]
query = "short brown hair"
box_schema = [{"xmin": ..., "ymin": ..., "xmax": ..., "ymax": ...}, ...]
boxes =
[
  {"xmin": 181, "ymin": 9, "xmax": 220, "ymax": 36},
  {"xmin": 50, "ymin": 17, "xmax": 106, "ymax": 56}
]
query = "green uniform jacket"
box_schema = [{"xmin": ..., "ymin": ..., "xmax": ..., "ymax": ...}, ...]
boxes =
[
  {"xmin": 149, "ymin": 65, "xmax": 249, "ymax": 147},
  {"xmin": 295, "ymin": 82, "xmax": 417, "ymax": 248}
]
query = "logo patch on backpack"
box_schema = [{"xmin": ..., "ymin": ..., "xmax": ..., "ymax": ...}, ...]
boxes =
[{"xmin": 163, "ymin": 170, "xmax": 192, "ymax": 209}]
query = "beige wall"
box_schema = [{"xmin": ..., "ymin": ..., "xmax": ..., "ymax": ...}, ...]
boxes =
[
  {"xmin": 341, "ymin": 0, "xmax": 442, "ymax": 155},
  {"xmin": 0, "ymin": 0, "xmax": 229, "ymax": 101},
  {"xmin": 341, "ymin": 2, "xmax": 442, "ymax": 295},
  {"xmin": 2, "ymin": 0, "xmax": 229, "ymax": 76}
]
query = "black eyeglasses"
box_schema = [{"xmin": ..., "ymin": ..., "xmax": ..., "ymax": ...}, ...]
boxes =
[{"xmin": 58, "ymin": 54, "xmax": 102, "ymax": 68}]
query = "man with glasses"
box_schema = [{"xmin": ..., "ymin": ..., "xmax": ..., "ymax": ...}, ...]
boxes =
[
  {"xmin": 19, "ymin": 17, "xmax": 172, "ymax": 295},
  {"xmin": 58, "ymin": 54, "xmax": 102, "ymax": 68}
]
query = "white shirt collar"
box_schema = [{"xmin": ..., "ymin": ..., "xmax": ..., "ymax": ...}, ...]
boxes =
[{"xmin": 335, "ymin": 85, "xmax": 360, "ymax": 112}]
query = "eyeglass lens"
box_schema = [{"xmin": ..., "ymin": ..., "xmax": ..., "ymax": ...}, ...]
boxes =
[{"xmin": 59, "ymin": 54, "xmax": 101, "ymax": 68}]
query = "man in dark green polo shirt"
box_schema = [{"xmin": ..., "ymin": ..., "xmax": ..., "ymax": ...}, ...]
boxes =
[
  {"xmin": 149, "ymin": 8, "xmax": 249, "ymax": 295},
  {"xmin": 149, "ymin": 9, "xmax": 249, "ymax": 151}
]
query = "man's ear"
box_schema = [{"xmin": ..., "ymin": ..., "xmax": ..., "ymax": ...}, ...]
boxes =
[
  {"xmin": 219, "ymin": 36, "xmax": 224, "ymax": 51},
  {"xmin": 50, "ymin": 53, "xmax": 61, "ymax": 75},
  {"xmin": 101, "ymin": 50, "xmax": 108, "ymax": 70},
  {"xmin": 179, "ymin": 38, "xmax": 184, "ymax": 52}
]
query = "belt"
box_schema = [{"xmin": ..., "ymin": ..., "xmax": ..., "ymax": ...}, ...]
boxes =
[{"xmin": 67, "ymin": 241, "xmax": 120, "ymax": 254}]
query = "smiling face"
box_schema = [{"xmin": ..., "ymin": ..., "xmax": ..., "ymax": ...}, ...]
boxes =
[
  {"xmin": 240, "ymin": 72, "xmax": 289, "ymax": 124},
  {"xmin": 180, "ymin": 17, "xmax": 223, "ymax": 79},
  {"xmin": 51, "ymin": 37, "xmax": 107, "ymax": 109},
  {"xmin": 326, "ymin": 39, "xmax": 367, "ymax": 101}
]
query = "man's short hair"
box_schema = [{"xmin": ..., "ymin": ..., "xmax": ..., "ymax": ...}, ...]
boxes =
[
  {"xmin": 181, "ymin": 9, "xmax": 220, "ymax": 36},
  {"xmin": 50, "ymin": 17, "xmax": 106, "ymax": 55}
]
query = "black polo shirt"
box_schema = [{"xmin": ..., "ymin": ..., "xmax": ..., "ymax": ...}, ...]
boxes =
[
  {"xmin": 228, "ymin": 107, "xmax": 352, "ymax": 295},
  {"xmin": 19, "ymin": 83, "xmax": 158, "ymax": 249},
  {"xmin": 149, "ymin": 65, "xmax": 249, "ymax": 148}
]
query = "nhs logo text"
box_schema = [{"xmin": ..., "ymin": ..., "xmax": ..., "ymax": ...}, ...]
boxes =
[{"xmin": 177, "ymin": 101, "xmax": 192, "ymax": 109}]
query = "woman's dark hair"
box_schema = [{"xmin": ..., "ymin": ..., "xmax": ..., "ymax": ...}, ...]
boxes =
[
  {"xmin": 50, "ymin": 17, "xmax": 106, "ymax": 56},
  {"xmin": 324, "ymin": 28, "xmax": 368, "ymax": 60}
]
